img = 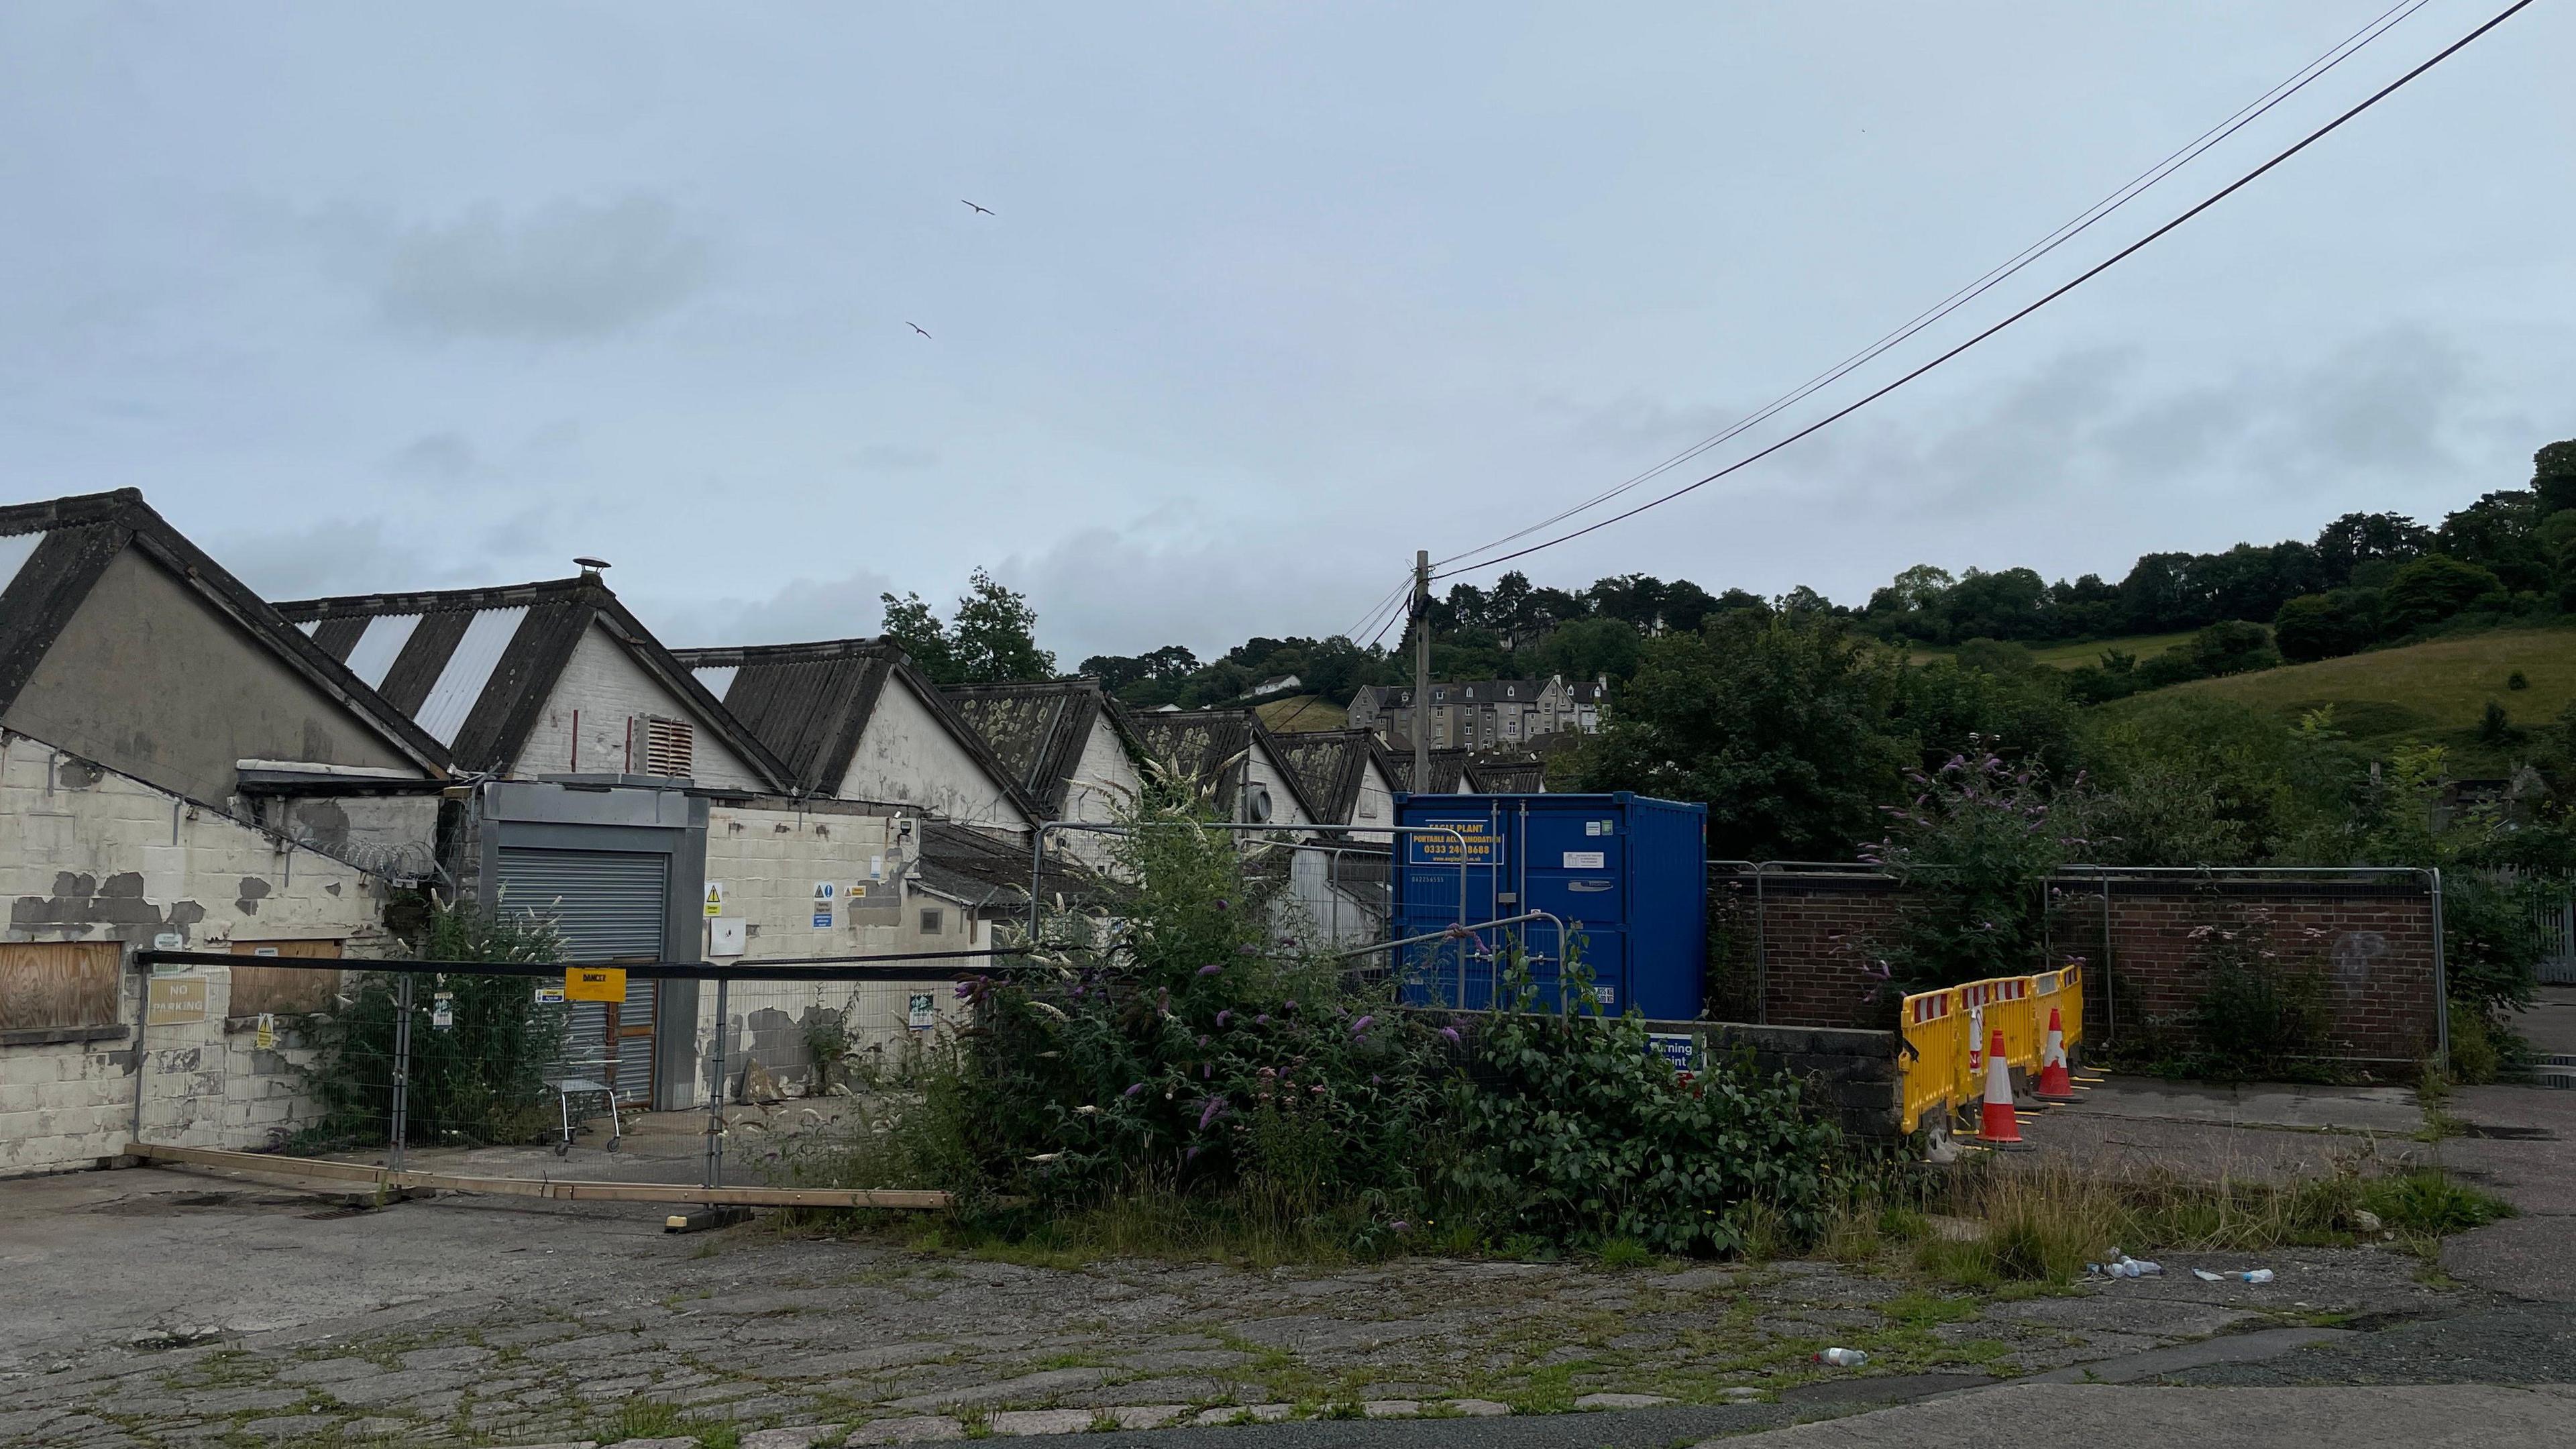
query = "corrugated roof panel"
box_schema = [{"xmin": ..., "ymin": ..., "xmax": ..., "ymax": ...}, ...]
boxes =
[
  {"xmin": 0, "ymin": 530, "xmax": 42, "ymax": 600},
  {"xmin": 341, "ymin": 613, "xmax": 423, "ymax": 690},
  {"xmin": 692, "ymin": 663, "xmax": 737, "ymax": 701},
  {"xmin": 414, "ymin": 606, "xmax": 528, "ymax": 745}
]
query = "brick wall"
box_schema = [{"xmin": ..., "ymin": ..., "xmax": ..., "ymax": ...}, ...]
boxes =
[
  {"xmin": 2063, "ymin": 880, "xmax": 2438, "ymax": 1064},
  {"xmin": 1714, "ymin": 872, "xmax": 1901, "ymax": 1032},
  {"xmin": 1729, "ymin": 867, "xmax": 2440, "ymax": 1066}
]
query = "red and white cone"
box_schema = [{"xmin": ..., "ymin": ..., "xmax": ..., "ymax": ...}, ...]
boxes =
[
  {"xmin": 1976, "ymin": 1028, "xmax": 2027, "ymax": 1146},
  {"xmin": 2035, "ymin": 1008, "xmax": 2076, "ymax": 1103}
]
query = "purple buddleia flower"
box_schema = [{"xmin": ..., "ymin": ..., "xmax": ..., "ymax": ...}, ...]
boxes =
[
  {"xmin": 1124, "ymin": 1082, "xmax": 1146, "ymax": 1097},
  {"xmin": 1350, "ymin": 1015, "xmax": 1374, "ymax": 1036},
  {"xmin": 1438, "ymin": 1025, "xmax": 1461, "ymax": 1045},
  {"xmin": 1197, "ymin": 963, "xmax": 1222, "ymax": 977},
  {"xmin": 1215, "ymin": 1010, "xmax": 1232, "ymax": 1027},
  {"xmin": 1197, "ymin": 1097, "xmax": 1224, "ymax": 1130}
]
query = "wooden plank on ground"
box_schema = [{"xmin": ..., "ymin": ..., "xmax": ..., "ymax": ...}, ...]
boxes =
[{"xmin": 124, "ymin": 1142, "xmax": 950, "ymax": 1210}]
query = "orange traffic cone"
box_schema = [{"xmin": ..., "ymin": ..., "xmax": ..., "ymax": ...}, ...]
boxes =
[
  {"xmin": 2035, "ymin": 1008, "xmax": 2076, "ymax": 1103},
  {"xmin": 1976, "ymin": 1029, "xmax": 2027, "ymax": 1146}
]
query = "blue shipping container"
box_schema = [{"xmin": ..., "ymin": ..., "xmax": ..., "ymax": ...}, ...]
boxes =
[{"xmin": 1391, "ymin": 792, "xmax": 1707, "ymax": 1020}]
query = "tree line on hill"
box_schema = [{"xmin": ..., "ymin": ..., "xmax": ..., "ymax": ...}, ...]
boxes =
[
  {"xmin": 875, "ymin": 441, "xmax": 2576, "ymax": 1073},
  {"xmin": 1057, "ymin": 437, "xmax": 2576, "ymax": 714}
]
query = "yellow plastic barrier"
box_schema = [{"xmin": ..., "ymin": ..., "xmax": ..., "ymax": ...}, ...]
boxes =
[{"xmin": 1898, "ymin": 965, "xmax": 2084, "ymax": 1133}]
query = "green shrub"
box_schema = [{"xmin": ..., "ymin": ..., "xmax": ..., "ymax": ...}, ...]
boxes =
[
  {"xmin": 894, "ymin": 777, "xmax": 1450, "ymax": 1232},
  {"xmin": 297, "ymin": 899, "xmax": 569, "ymax": 1149},
  {"xmin": 2190, "ymin": 957, "xmax": 2330, "ymax": 1083},
  {"xmin": 2447, "ymin": 1003, "xmax": 2502, "ymax": 1085},
  {"xmin": 1863, "ymin": 751, "xmax": 2080, "ymax": 995},
  {"xmin": 1448, "ymin": 982, "xmax": 1839, "ymax": 1256}
]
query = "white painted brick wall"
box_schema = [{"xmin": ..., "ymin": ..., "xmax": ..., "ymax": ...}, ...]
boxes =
[
  {"xmin": 0, "ymin": 731, "xmax": 397, "ymax": 1177},
  {"xmin": 685, "ymin": 804, "xmax": 984, "ymax": 1102},
  {"xmin": 510, "ymin": 623, "xmax": 766, "ymax": 790}
]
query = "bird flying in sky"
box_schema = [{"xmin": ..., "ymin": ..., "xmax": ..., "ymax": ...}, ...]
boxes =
[
  {"xmin": 961, "ymin": 199, "xmax": 994, "ymax": 215},
  {"xmin": 908, "ymin": 322, "xmax": 932, "ymax": 338}
]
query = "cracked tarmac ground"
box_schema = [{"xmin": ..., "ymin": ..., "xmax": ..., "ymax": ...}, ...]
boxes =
[{"xmin": 0, "ymin": 1162, "xmax": 2491, "ymax": 1449}]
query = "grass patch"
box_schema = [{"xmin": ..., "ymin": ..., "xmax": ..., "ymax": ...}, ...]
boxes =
[
  {"xmin": 600, "ymin": 1399, "xmax": 737, "ymax": 1446},
  {"xmin": 2141, "ymin": 624, "xmax": 2576, "ymax": 766},
  {"xmin": 1506, "ymin": 1364, "xmax": 1579, "ymax": 1415},
  {"xmin": 1898, "ymin": 1161, "xmax": 2500, "ymax": 1291},
  {"xmin": 2359, "ymin": 1169, "xmax": 2514, "ymax": 1236},
  {"xmin": 1255, "ymin": 696, "xmax": 1348, "ymax": 732},
  {"xmin": 1595, "ymin": 1237, "xmax": 1656, "ymax": 1269},
  {"xmin": 1909, "ymin": 631, "xmax": 2198, "ymax": 672}
]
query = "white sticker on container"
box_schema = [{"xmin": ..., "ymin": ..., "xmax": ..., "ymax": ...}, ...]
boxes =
[{"xmin": 1563, "ymin": 851, "xmax": 1605, "ymax": 868}]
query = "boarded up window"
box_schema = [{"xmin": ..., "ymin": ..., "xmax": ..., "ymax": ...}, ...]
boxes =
[
  {"xmin": 641, "ymin": 716, "xmax": 694, "ymax": 777},
  {"xmin": 229, "ymin": 939, "xmax": 343, "ymax": 1018},
  {"xmin": 919, "ymin": 907, "xmax": 945, "ymax": 935},
  {"xmin": 0, "ymin": 942, "xmax": 121, "ymax": 1031}
]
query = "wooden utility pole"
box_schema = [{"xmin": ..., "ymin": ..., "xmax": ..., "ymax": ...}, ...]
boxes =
[{"xmin": 1411, "ymin": 549, "xmax": 1430, "ymax": 793}]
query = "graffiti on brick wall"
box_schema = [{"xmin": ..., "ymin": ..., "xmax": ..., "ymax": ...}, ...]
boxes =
[{"xmin": 2330, "ymin": 930, "xmax": 2390, "ymax": 1002}]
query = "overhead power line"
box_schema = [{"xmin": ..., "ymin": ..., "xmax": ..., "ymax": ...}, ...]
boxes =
[
  {"xmin": 1432, "ymin": 0, "xmax": 2530, "ymax": 584},
  {"xmin": 1429, "ymin": 0, "xmax": 2430, "ymax": 575}
]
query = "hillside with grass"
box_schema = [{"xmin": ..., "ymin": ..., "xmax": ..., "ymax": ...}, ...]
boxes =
[
  {"xmin": 2132, "ymin": 625, "xmax": 2576, "ymax": 772},
  {"xmin": 1911, "ymin": 631, "xmax": 2197, "ymax": 670},
  {"xmin": 1255, "ymin": 695, "xmax": 1346, "ymax": 732}
]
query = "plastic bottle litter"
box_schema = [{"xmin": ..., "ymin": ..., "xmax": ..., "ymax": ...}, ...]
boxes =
[
  {"xmin": 2192, "ymin": 1267, "xmax": 2273, "ymax": 1283},
  {"xmin": 2192, "ymin": 1268, "xmax": 2223, "ymax": 1282},
  {"xmin": 1813, "ymin": 1348, "xmax": 1870, "ymax": 1367},
  {"xmin": 2088, "ymin": 1252, "xmax": 2164, "ymax": 1279}
]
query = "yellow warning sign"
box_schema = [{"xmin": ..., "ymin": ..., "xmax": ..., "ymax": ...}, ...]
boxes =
[
  {"xmin": 564, "ymin": 967, "xmax": 627, "ymax": 1003},
  {"xmin": 704, "ymin": 881, "xmax": 727, "ymax": 917}
]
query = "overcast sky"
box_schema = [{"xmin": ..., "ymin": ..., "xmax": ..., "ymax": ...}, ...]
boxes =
[{"xmin": 2, "ymin": 2, "xmax": 2569, "ymax": 663}]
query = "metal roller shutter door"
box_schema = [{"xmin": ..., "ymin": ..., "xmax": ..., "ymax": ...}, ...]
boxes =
[{"xmin": 497, "ymin": 847, "xmax": 668, "ymax": 1104}]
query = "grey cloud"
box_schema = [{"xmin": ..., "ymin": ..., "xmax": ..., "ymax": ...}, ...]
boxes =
[
  {"xmin": 385, "ymin": 429, "xmax": 480, "ymax": 480},
  {"xmin": 208, "ymin": 517, "xmax": 480, "ymax": 602},
  {"xmin": 659, "ymin": 567, "xmax": 899, "ymax": 649},
  {"xmin": 370, "ymin": 195, "xmax": 712, "ymax": 341},
  {"xmin": 851, "ymin": 445, "xmax": 938, "ymax": 474},
  {"xmin": 1003, "ymin": 527, "xmax": 1393, "ymax": 663}
]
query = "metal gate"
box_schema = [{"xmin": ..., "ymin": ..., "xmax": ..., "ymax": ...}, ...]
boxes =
[
  {"xmin": 2540, "ymin": 890, "xmax": 2576, "ymax": 986},
  {"xmin": 497, "ymin": 847, "xmax": 669, "ymax": 1104}
]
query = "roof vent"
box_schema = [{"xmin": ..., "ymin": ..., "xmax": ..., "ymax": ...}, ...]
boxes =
[{"xmin": 574, "ymin": 556, "xmax": 612, "ymax": 578}]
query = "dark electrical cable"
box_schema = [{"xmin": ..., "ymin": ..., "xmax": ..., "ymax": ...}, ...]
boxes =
[
  {"xmin": 1432, "ymin": 0, "xmax": 2532, "ymax": 583},
  {"xmin": 1429, "ymin": 0, "xmax": 2430, "ymax": 575}
]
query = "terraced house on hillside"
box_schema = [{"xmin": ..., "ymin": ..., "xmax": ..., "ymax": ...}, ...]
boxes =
[{"xmin": 1348, "ymin": 674, "xmax": 1605, "ymax": 751}]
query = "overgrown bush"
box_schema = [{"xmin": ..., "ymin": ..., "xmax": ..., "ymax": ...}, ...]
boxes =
[
  {"xmin": 821, "ymin": 782, "xmax": 1846, "ymax": 1261},
  {"xmin": 1860, "ymin": 749, "xmax": 2085, "ymax": 999},
  {"xmin": 297, "ymin": 899, "xmax": 569, "ymax": 1150},
  {"xmin": 1449, "ymin": 987, "xmax": 1839, "ymax": 1255},
  {"xmin": 900, "ymin": 779, "xmax": 1450, "ymax": 1232}
]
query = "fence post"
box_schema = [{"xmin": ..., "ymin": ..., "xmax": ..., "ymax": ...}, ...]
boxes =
[
  {"xmin": 127, "ymin": 955, "xmax": 150, "ymax": 1150},
  {"xmin": 704, "ymin": 977, "xmax": 729, "ymax": 1190},
  {"xmin": 389, "ymin": 973, "xmax": 412, "ymax": 1171}
]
